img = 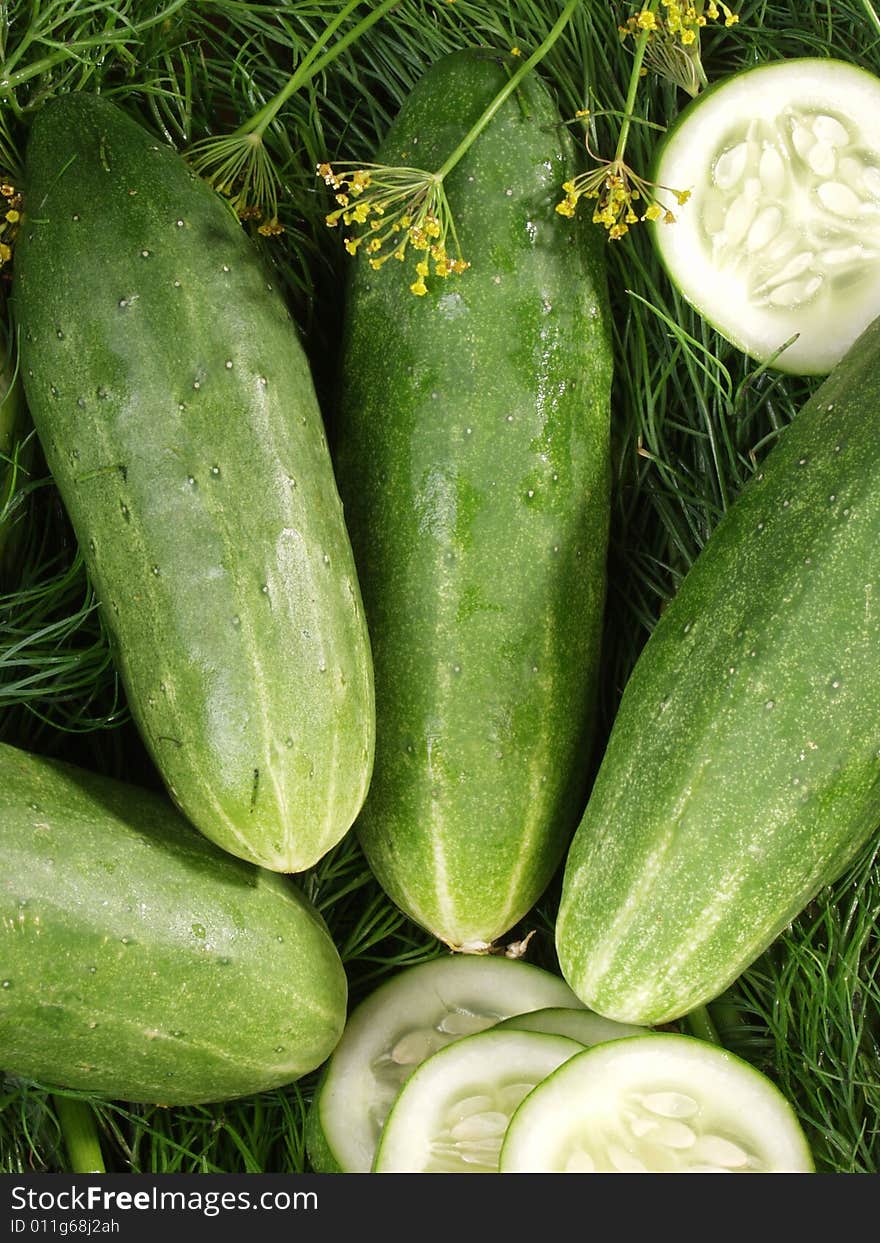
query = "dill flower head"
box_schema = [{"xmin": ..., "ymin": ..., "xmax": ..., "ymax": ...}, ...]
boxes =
[
  {"xmin": 187, "ymin": 132, "xmax": 284, "ymax": 236},
  {"xmin": 620, "ymin": 2, "xmax": 740, "ymax": 96},
  {"xmin": 555, "ymin": 117, "xmax": 690, "ymax": 240},
  {"xmin": 318, "ymin": 162, "xmax": 468, "ymax": 294},
  {"xmin": 0, "ymin": 183, "xmax": 22, "ymax": 268}
]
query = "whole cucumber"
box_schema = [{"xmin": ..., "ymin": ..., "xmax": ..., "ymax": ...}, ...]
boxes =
[
  {"xmin": 557, "ymin": 313, "xmax": 880, "ymax": 1024},
  {"xmin": 334, "ymin": 51, "xmax": 612, "ymax": 949},
  {"xmin": 0, "ymin": 742, "xmax": 347, "ymax": 1104},
  {"xmin": 14, "ymin": 95, "xmax": 374, "ymax": 873}
]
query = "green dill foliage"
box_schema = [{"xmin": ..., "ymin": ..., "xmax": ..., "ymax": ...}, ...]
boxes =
[{"xmin": 2, "ymin": 0, "xmax": 880, "ymax": 1175}]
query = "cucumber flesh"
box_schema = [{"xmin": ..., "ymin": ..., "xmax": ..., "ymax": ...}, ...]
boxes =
[
  {"xmin": 305, "ymin": 955, "xmax": 582, "ymax": 1172},
  {"xmin": 500, "ymin": 1034, "xmax": 814, "ymax": 1173},
  {"xmin": 653, "ymin": 58, "xmax": 880, "ymax": 374},
  {"xmin": 496, "ymin": 1006, "xmax": 643, "ymax": 1045},
  {"xmin": 374, "ymin": 1030, "xmax": 582, "ymax": 1173}
]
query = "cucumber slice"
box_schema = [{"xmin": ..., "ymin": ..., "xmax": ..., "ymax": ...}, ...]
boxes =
[
  {"xmin": 305, "ymin": 956, "xmax": 583, "ymax": 1172},
  {"xmin": 496, "ymin": 1007, "xmax": 644, "ymax": 1045},
  {"xmin": 499, "ymin": 1033, "xmax": 814, "ymax": 1173},
  {"xmin": 374, "ymin": 1030, "xmax": 582, "ymax": 1173},
  {"xmin": 652, "ymin": 58, "xmax": 880, "ymax": 375}
]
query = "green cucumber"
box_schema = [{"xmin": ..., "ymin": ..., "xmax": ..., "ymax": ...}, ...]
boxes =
[
  {"xmin": 495, "ymin": 1006, "xmax": 643, "ymax": 1045},
  {"xmin": 305, "ymin": 954, "xmax": 583, "ymax": 1173},
  {"xmin": 14, "ymin": 94, "xmax": 374, "ymax": 873},
  {"xmin": 373, "ymin": 1029, "xmax": 582, "ymax": 1173},
  {"xmin": 0, "ymin": 741, "xmax": 347, "ymax": 1104},
  {"xmin": 556, "ymin": 312, "xmax": 880, "ymax": 1025},
  {"xmin": 652, "ymin": 58, "xmax": 880, "ymax": 375},
  {"xmin": 334, "ymin": 50, "xmax": 612, "ymax": 949},
  {"xmin": 499, "ymin": 1034, "xmax": 814, "ymax": 1173}
]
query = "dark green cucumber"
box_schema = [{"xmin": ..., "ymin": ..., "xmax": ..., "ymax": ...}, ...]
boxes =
[
  {"xmin": 0, "ymin": 741, "xmax": 347, "ymax": 1104},
  {"xmin": 14, "ymin": 95, "xmax": 374, "ymax": 873},
  {"xmin": 334, "ymin": 51, "xmax": 612, "ymax": 948},
  {"xmin": 557, "ymin": 314, "xmax": 880, "ymax": 1025}
]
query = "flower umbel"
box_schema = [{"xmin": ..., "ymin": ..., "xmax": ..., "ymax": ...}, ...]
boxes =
[
  {"xmin": 556, "ymin": 123, "xmax": 690, "ymax": 240},
  {"xmin": 620, "ymin": 1, "xmax": 740, "ymax": 96},
  {"xmin": 0, "ymin": 182, "xmax": 22, "ymax": 269},
  {"xmin": 318, "ymin": 163, "xmax": 468, "ymax": 293},
  {"xmin": 187, "ymin": 132, "xmax": 284, "ymax": 236}
]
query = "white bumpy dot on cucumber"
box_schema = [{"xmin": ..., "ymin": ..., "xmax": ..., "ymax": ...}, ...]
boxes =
[
  {"xmin": 556, "ymin": 311, "xmax": 880, "ymax": 1026},
  {"xmin": 305, "ymin": 955, "xmax": 584, "ymax": 1173},
  {"xmin": 13, "ymin": 95, "xmax": 374, "ymax": 873},
  {"xmin": 333, "ymin": 50, "xmax": 612, "ymax": 950},
  {"xmin": 499, "ymin": 1034, "xmax": 814, "ymax": 1173},
  {"xmin": 0, "ymin": 742, "xmax": 347, "ymax": 1105},
  {"xmin": 652, "ymin": 58, "xmax": 880, "ymax": 375},
  {"xmin": 374, "ymin": 1029, "xmax": 583, "ymax": 1173}
]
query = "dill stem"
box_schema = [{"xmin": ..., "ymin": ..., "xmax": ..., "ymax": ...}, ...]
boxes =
[
  {"xmin": 0, "ymin": 0, "xmax": 191, "ymax": 95},
  {"xmin": 54, "ymin": 1097, "xmax": 105, "ymax": 1174},
  {"xmin": 434, "ymin": 0, "xmax": 580, "ymax": 182},
  {"xmin": 614, "ymin": 0, "xmax": 660, "ymax": 163},
  {"xmin": 686, "ymin": 1004, "xmax": 722, "ymax": 1045},
  {"xmin": 242, "ymin": 0, "xmax": 400, "ymax": 140},
  {"xmin": 863, "ymin": 0, "xmax": 880, "ymax": 35}
]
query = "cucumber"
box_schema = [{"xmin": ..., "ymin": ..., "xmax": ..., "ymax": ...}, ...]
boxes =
[
  {"xmin": 495, "ymin": 1006, "xmax": 643, "ymax": 1045},
  {"xmin": 305, "ymin": 954, "xmax": 583, "ymax": 1172},
  {"xmin": 0, "ymin": 741, "xmax": 347, "ymax": 1104},
  {"xmin": 499, "ymin": 1033, "xmax": 814, "ymax": 1173},
  {"xmin": 374, "ymin": 1029, "xmax": 582, "ymax": 1173},
  {"xmin": 556, "ymin": 312, "xmax": 880, "ymax": 1025},
  {"xmin": 333, "ymin": 50, "xmax": 612, "ymax": 949},
  {"xmin": 14, "ymin": 94, "xmax": 374, "ymax": 873},
  {"xmin": 652, "ymin": 58, "xmax": 880, "ymax": 375}
]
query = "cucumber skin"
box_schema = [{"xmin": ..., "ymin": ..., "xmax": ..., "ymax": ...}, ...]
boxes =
[
  {"xmin": 14, "ymin": 95, "xmax": 374, "ymax": 873},
  {"xmin": 0, "ymin": 742, "xmax": 347, "ymax": 1104},
  {"xmin": 557, "ymin": 314, "xmax": 880, "ymax": 1025},
  {"xmin": 334, "ymin": 51, "xmax": 612, "ymax": 948}
]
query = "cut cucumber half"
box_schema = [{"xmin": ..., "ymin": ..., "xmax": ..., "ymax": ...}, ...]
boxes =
[
  {"xmin": 374, "ymin": 1030, "xmax": 582, "ymax": 1173},
  {"xmin": 499, "ymin": 1033, "xmax": 814, "ymax": 1173},
  {"xmin": 652, "ymin": 58, "xmax": 880, "ymax": 375},
  {"xmin": 496, "ymin": 1007, "xmax": 644, "ymax": 1045},
  {"xmin": 305, "ymin": 955, "xmax": 583, "ymax": 1172}
]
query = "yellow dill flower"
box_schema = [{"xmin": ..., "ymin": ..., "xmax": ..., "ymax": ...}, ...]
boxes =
[
  {"xmin": 621, "ymin": 0, "xmax": 742, "ymax": 95},
  {"xmin": 511, "ymin": 46, "xmax": 521, "ymax": 57},
  {"xmin": 555, "ymin": 146, "xmax": 690, "ymax": 240},
  {"xmin": 318, "ymin": 161, "xmax": 469, "ymax": 294},
  {"xmin": 257, "ymin": 217, "xmax": 284, "ymax": 237},
  {"xmin": 0, "ymin": 242, "xmax": 10, "ymax": 263},
  {"xmin": 5, "ymin": 209, "xmax": 19, "ymax": 224},
  {"xmin": 188, "ymin": 131, "xmax": 281, "ymax": 225}
]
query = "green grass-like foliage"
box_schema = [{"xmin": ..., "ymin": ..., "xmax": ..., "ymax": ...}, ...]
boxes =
[{"xmin": 1, "ymin": 0, "xmax": 879, "ymax": 1174}]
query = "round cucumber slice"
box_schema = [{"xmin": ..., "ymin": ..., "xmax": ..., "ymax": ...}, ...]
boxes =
[
  {"xmin": 499, "ymin": 1033, "xmax": 814, "ymax": 1173},
  {"xmin": 305, "ymin": 955, "xmax": 583, "ymax": 1172},
  {"xmin": 374, "ymin": 1029, "xmax": 582, "ymax": 1173},
  {"xmin": 496, "ymin": 1006, "xmax": 644, "ymax": 1045},
  {"xmin": 652, "ymin": 58, "xmax": 880, "ymax": 375}
]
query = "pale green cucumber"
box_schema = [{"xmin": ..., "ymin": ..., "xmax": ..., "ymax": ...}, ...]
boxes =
[
  {"xmin": 0, "ymin": 741, "xmax": 347, "ymax": 1104},
  {"xmin": 334, "ymin": 50, "xmax": 612, "ymax": 948},
  {"xmin": 14, "ymin": 94, "xmax": 374, "ymax": 872},
  {"xmin": 374, "ymin": 1029, "xmax": 582, "ymax": 1173},
  {"xmin": 652, "ymin": 58, "xmax": 880, "ymax": 374},
  {"xmin": 305, "ymin": 954, "xmax": 583, "ymax": 1172},
  {"xmin": 499, "ymin": 1034, "xmax": 814, "ymax": 1173},
  {"xmin": 557, "ymin": 311, "xmax": 880, "ymax": 1025},
  {"xmin": 496, "ymin": 1006, "xmax": 643, "ymax": 1045}
]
